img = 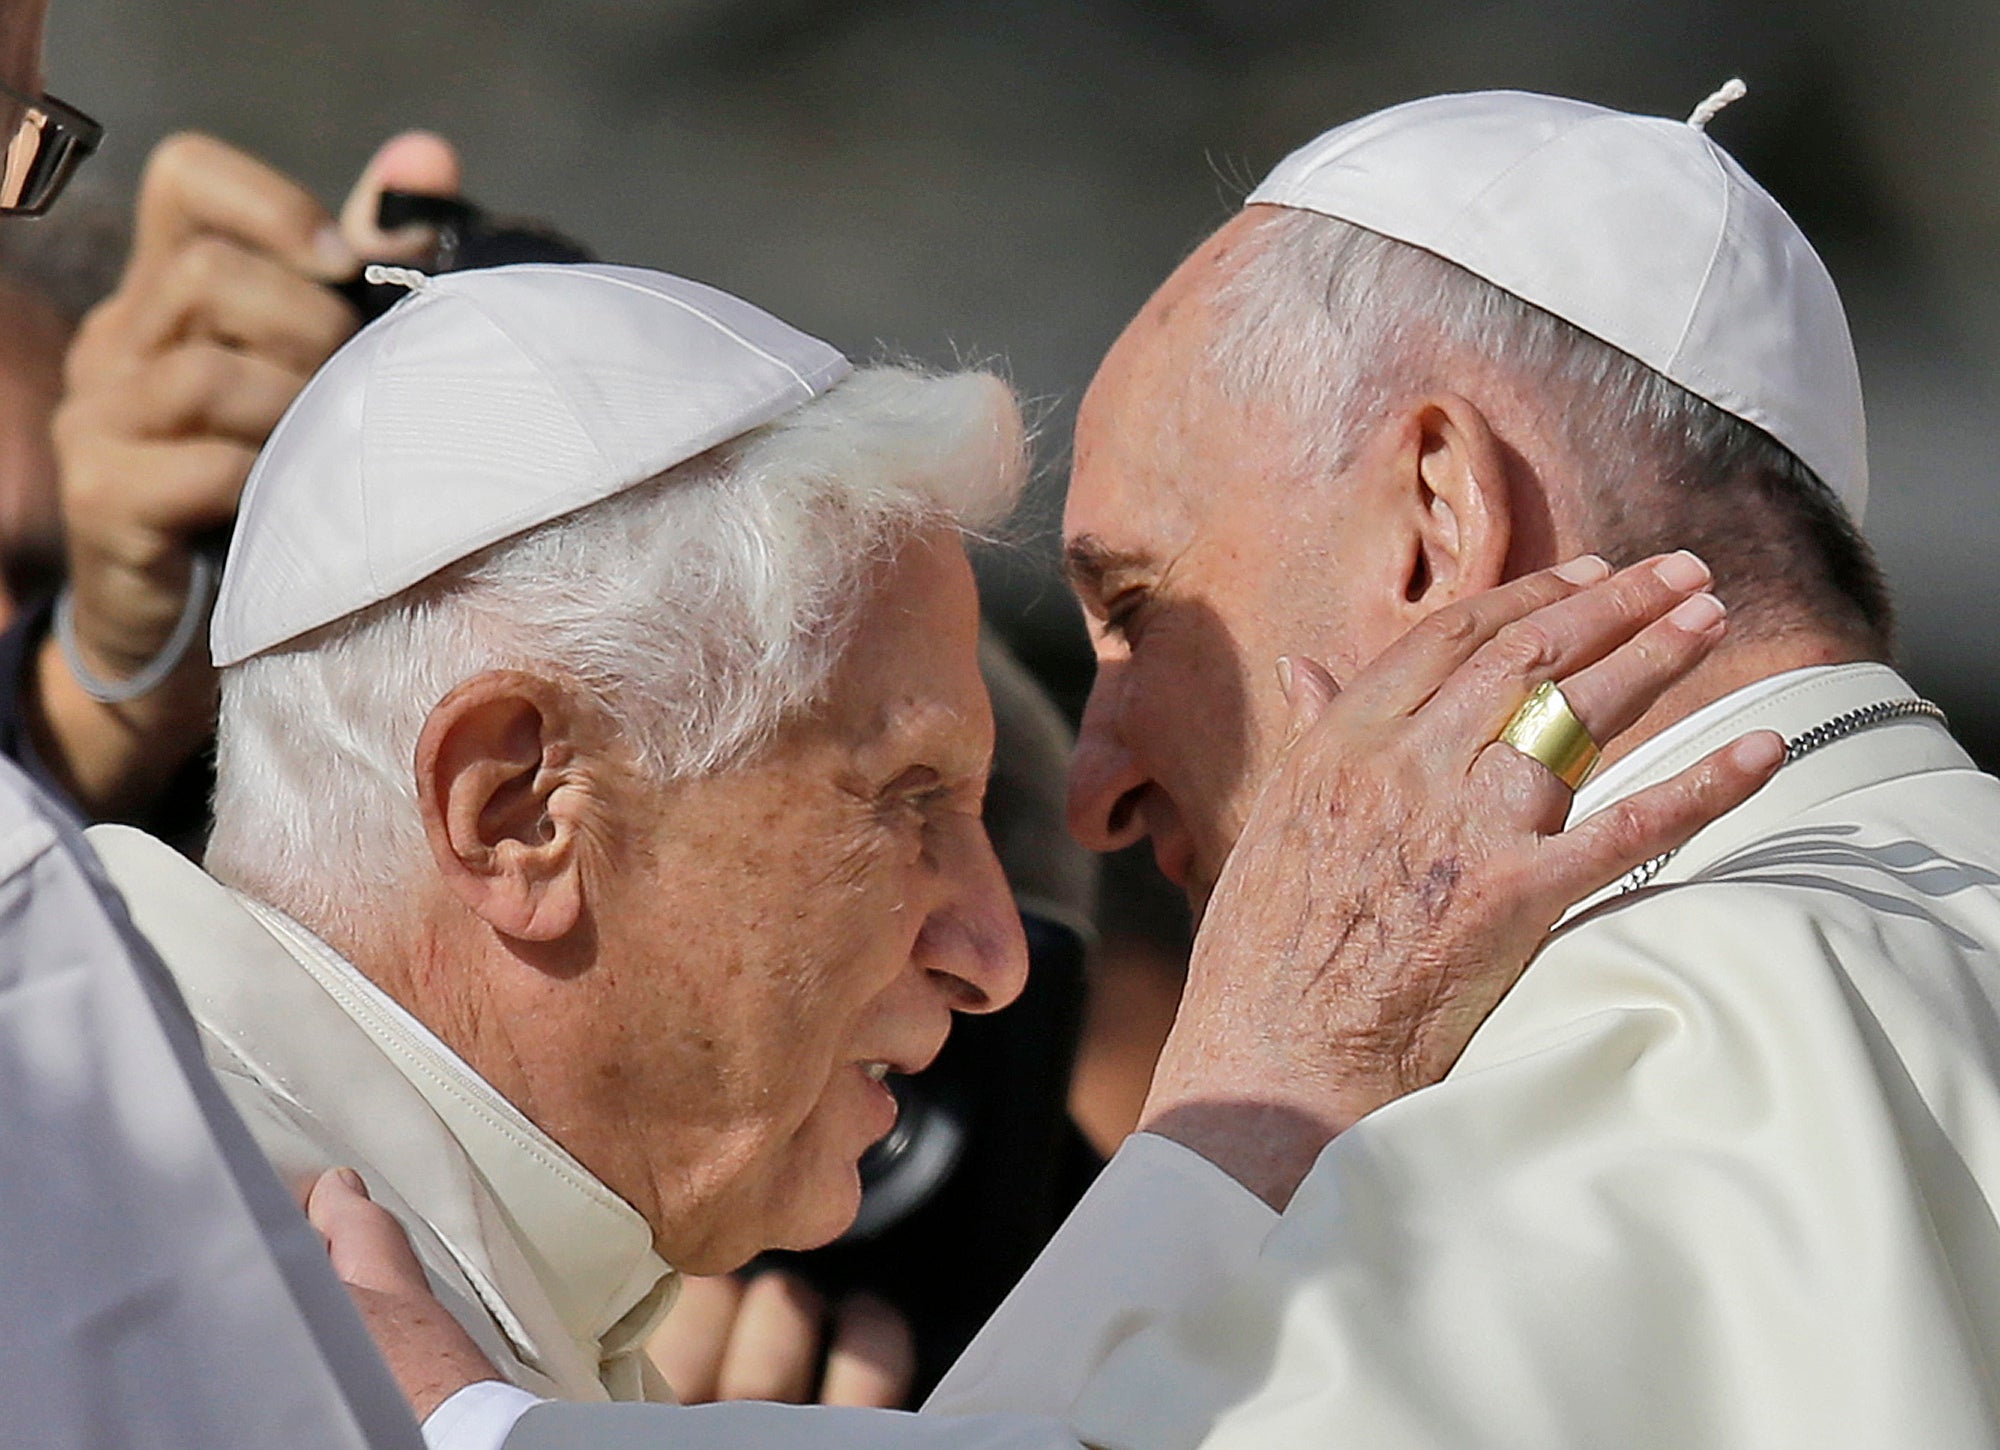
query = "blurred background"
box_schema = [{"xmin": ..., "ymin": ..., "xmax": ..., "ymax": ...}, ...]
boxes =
[{"xmin": 43, "ymin": 0, "xmax": 2000, "ymax": 757}]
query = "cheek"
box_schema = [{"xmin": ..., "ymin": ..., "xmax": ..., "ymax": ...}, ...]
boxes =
[
  {"xmin": 1137, "ymin": 633, "xmax": 1267, "ymax": 807},
  {"xmin": 758, "ymin": 838, "xmax": 925, "ymax": 1074}
]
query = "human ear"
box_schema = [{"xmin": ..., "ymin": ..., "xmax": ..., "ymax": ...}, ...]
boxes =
[
  {"xmin": 414, "ymin": 671, "xmax": 588, "ymax": 944},
  {"xmin": 1402, "ymin": 393, "xmax": 1512, "ymax": 611}
]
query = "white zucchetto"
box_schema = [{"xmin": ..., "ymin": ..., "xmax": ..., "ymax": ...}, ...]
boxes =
[
  {"xmin": 211, "ymin": 263, "xmax": 851, "ymax": 667},
  {"xmin": 1246, "ymin": 86, "xmax": 1869, "ymax": 518}
]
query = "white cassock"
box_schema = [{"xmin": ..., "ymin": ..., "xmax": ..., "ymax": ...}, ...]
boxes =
[
  {"xmin": 447, "ymin": 661, "xmax": 2000, "ymax": 1448},
  {"xmin": 0, "ymin": 758, "xmax": 422, "ymax": 1450}
]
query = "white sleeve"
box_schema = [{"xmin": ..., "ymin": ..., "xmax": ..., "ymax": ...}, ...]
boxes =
[
  {"xmin": 502, "ymin": 1403, "xmax": 1087, "ymax": 1450},
  {"xmin": 928, "ymin": 1130, "xmax": 1277, "ymax": 1419},
  {"xmin": 427, "ymin": 1381, "xmax": 548, "ymax": 1450},
  {"xmin": 0, "ymin": 762, "xmax": 424, "ymax": 1449}
]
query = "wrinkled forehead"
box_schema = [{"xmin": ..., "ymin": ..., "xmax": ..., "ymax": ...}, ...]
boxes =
[{"xmin": 810, "ymin": 525, "xmax": 992, "ymax": 749}]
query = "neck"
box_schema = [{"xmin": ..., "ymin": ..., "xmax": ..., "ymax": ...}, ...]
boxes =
[
  {"xmin": 1594, "ymin": 624, "xmax": 1883, "ymax": 773},
  {"xmin": 343, "ymin": 904, "xmax": 658, "ymax": 1235},
  {"xmin": 341, "ymin": 905, "xmax": 520, "ymax": 1094}
]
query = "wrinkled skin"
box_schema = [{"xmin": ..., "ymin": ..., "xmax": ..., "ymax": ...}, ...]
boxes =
[{"xmin": 1066, "ymin": 214, "xmax": 1783, "ymax": 1204}]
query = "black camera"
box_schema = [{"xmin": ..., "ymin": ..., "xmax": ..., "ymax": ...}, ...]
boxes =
[{"xmin": 331, "ymin": 191, "xmax": 595, "ymax": 321}]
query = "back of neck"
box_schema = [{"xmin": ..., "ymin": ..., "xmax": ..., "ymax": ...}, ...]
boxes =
[{"xmin": 1598, "ymin": 627, "xmax": 1884, "ymax": 773}]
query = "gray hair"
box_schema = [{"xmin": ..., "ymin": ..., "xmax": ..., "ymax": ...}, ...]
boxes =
[
  {"xmin": 1208, "ymin": 206, "xmax": 1889, "ymax": 638},
  {"xmin": 207, "ymin": 365, "xmax": 1028, "ymax": 941}
]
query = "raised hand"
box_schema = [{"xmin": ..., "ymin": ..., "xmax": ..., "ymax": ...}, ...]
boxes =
[
  {"xmin": 1142, "ymin": 552, "xmax": 1785, "ymax": 1207},
  {"xmin": 32, "ymin": 131, "xmax": 459, "ymax": 817}
]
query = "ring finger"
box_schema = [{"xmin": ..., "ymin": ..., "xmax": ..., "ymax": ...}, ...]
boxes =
[
  {"xmin": 1471, "ymin": 588, "xmax": 1730, "ymax": 827},
  {"xmin": 1424, "ymin": 550, "xmax": 1718, "ymax": 753}
]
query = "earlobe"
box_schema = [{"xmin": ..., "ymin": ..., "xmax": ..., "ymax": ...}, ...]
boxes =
[
  {"xmin": 415, "ymin": 672, "xmax": 589, "ymax": 945},
  {"xmin": 1407, "ymin": 394, "xmax": 1512, "ymax": 609}
]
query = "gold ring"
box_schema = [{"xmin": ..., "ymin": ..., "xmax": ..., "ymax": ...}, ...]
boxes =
[{"xmin": 1498, "ymin": 680, "xmax": 1600, "ymax": 790}]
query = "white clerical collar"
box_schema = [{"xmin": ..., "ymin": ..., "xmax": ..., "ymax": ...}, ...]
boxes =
[
  {"xmin": 1568, "ymin": 663, "xmax": 1849, "ymax": 825},
  {"xmin": 1551, "ymin": 660, "xmax": 1966, "ymax": 926},
  {"xmin": 237, "ymin": 898, "xmax": 674, "ymax": 1366}
]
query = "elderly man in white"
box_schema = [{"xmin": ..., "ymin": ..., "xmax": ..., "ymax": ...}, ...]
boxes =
[
  {"xmin": 84, "ymin": 262, "xmax": 1043, "ymax": 1400},
  {"xmin": 932, "ymin": 86, "xmax": 2000, "ymax": 1447},
  {"xmin": 332, "ymin": 86, "xmax": 2000, "ymax": 1450}
]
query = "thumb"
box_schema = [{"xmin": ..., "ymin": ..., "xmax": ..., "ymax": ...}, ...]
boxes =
[
  {"xmin": 306, "ymin": 1167, "xmax": 432, "ymax": 1297},
  {"xmin": 338, "ymin": 130, "xmax": 463, "ymax": 262},
  {"xmin": 1277, "ymin": 654, "xmax": 1340, "ymax": 739}
]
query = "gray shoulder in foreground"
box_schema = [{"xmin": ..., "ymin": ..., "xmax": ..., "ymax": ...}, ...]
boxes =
[{"xmin": 508, "ymin": 1401, "xmax": 1086, "ymax": 1450}]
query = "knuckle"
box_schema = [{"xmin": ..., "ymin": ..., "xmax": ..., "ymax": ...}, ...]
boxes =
[
  {"xmin": 1598, "ymin": 799, "xmax": 1653, "ymax": 857},
  {"xmin": 140, "ymin": 131, "xmax": 222, "ymax": 206},
  {"xmin": 63, "ymin": 305, "xmax": 129, "ymax": 387},
  {"xmin": 1491, "ymin": 618, "xmax": 1556, "ymax": 673},
  {"xmin": 1422, "ymin": 603, "xmax": 1482, "ymax": 649},
  {"xmin": 1612, "ymin": 567, "xmax": 1676, "ymax": 619},
  {"xmin": 174, "ymin": 233, "xmax": 238, "ymax": 292},
  {"xmin": 142, "ymin": 131, "xmax": 202, "ymax": 183},
  {"xmin": 156, "ymin": 346, "xmax": 231, "ymax": 414}
]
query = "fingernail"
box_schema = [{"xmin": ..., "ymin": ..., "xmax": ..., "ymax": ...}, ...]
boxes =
[
  {"xmin": 1552, "ymin": 554, "xmax": 1610, "ymax": 584},
  {"xmin": 1730, "ymin": 732, "xmax": 1785, "ymax": 772},
  {"xmin": 1667, "ymin": 592, "xmax": 1726, "ymax": 633},
  {"xmin": 335, "ymin": 1167, "xmax": 369, "ymax": 1198},
  {"xmin": 1275, "ymin": 655, "xmax": 1295, "ymax": 701},
  {"xmin": 314, "ymin": 225, "xmax": 357, "ymax": 276},
  {"xmin": 1653, "ymin": 550, "xmax": 1711, "ymax": 591}
]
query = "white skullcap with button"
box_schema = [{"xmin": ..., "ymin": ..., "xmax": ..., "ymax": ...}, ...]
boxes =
[
  {"xmin": 1246, "ymin": 83, "xmax": 1869, "ymax": 518},
  {"xmin": 210, "ymin": 262, "xmax": 852, "ymax": 667}
]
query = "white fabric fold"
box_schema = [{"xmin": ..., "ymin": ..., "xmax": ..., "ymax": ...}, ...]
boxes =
[{"xmin": 87, "ymin": 825, "xmax": 676, "ymax": 1404}]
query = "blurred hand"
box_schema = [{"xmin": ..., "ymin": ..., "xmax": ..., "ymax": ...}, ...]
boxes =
[
  {"xmin": 305, "ymin": 1167, "xmax": 499, "ymax": 1424},
  {"xmin": 32, "ymin": 131, "xmax": 460, "ymax": 817},
  {"xmin": 1142, "ymin": 553, "xmax": 1787, "ymax": 1208},
  {"xmin": 649, "ymin": 1271, "xmax": 915, "ymax": 1409}
]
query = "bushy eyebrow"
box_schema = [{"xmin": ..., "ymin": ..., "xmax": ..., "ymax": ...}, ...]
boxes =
[{"xmin": 1063, "ymin": 533, "xmax": 1153, "ymax": 600}]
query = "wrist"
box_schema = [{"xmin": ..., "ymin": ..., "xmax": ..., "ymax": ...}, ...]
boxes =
[
  {"xmin": 30, "ymin": 629, "xmax": 215, "ymax": 819},
  {"xmin": 421, "ymin": 1380, "xmax": 543, "ymax": 1450},
  {"xmin": 1137, "ymin": 1098, "xmax": 1336, "ymax": 1210},
  {"xmin": 61, "ymin": 544, "xmax": 214, "ymax": 678},
  {"xmin": 1139, "ymin": 1031, "xmax": 1417, "ymax": 1208}
]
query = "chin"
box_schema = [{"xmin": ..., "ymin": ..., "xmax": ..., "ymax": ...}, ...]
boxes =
[
  {"xmin": 752, "ymin": 1077, "xmax": 896, "ymax": 1253},
  {"xmin": 672, "ymin": 1160, "xmax": 861, "ymax": 1274},
  {"xmin": 765, "ymin": 1159, "xmax": 865, "ymax": 1254}
]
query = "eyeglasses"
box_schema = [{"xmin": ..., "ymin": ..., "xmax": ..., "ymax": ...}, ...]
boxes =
[{"xmin": 0, "ymin": 83, "xmax": 101, "ymax": 217}]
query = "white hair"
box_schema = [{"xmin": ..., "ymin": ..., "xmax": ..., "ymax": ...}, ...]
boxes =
[
  {"xmin": 1207, "ymin": 206, "xmax": 1887, "ymax": 633},
  {"xmin": 1209, "ymin": 206, "xmax": 1772, "ymax": 492},
  {"xmin": 206, "ymin": 365, "xmax": 1028, "ymax": 942}
]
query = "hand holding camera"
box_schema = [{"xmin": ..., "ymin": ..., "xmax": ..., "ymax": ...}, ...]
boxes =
[{"xmin": 29, "ymin": 132, "xmax": 460, "ymax": 817}]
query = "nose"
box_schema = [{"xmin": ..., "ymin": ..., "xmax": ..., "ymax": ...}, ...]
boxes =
[
  {"xmin": 1066, "ymin": 670, "xmax": 1151, "ymax": 854},
  {"xmin": 916, "ymin": 814, "xmax": 1030, "ymax": 1015}
]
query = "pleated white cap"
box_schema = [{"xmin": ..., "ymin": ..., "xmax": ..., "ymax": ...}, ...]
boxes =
[
  {"xmin": 211, "ymin": 263, "xmax": 851, "ymax": 667},
  {"xmin": 1247, "ymin": 87, "xmax": 1868, "ymax": 517}
]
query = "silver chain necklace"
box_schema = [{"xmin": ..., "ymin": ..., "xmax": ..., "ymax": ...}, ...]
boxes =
[{"xmin": 1612, "ymin": 697, "xmax": 1948, "ymax": 896}]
